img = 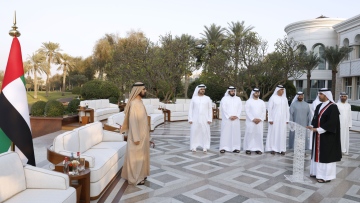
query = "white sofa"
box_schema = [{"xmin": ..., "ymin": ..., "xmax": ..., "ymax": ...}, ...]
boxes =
[
  {"xmin": 350, "ymin": 111, "xmax": 360, "ymax": 131},
  {"xmin": 104, "ymin": 112, "xmax": 125, "ymax": 131},
  {"xmin": 79, "ymin": 99, "xmax": 119, "ymax": 122},
  {"xmin": 51, "ymin": 122, "xmax": 127, "ymax": 199},
  {"xmin": 0, "ymin": 152, "xmax": 76, "ymax": 203},
  {"xmin": 165, "ymin": 103, "xmax": 190, "ymax": 121},
  {"xmin": 144, "ymin": 104, "xmax": 165, "ymax": 131}
]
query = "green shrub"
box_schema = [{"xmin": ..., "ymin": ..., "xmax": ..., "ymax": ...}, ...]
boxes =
[
  {"xmin": 45, "ymin": 100, "xmax": 65, "ymax": 117},
  {"xmin": 31, "ymin": 101, "xmax": 46, "ymax": 116},
  {"xmin": 351, "ymin": 105, "xmax": 360, "ymax": 112},
  {"xmin": 72, "ymin": 86, "xmax": 81, "ymax": 94},
  {"xmin": 81, "ymin": 80, "xmax": 120, "ymax": 100},
  {"xmin": 67, "ymin": 99, "xmax": 81, "ymax": 113},
  {"xmin": 108, "ymin": 96, "xmax": 118, "ymax": 104}
]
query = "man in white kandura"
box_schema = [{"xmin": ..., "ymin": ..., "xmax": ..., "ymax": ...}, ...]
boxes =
[
  {"xmin": 219, "ymin": 86, "xmax": 242, "ymax": 153},
  {"xmin": 243, "ymin": 88, "xmax": 266, "ymax": 155},
  {"xmin": 265, "ymin": 85, "xmax": 289, "ymax": 155},
  {"xmin": 336, "ymin": 92, "xmax": 352, "ymax": 155},
  {"xmin": 188, "ymin": 84, "xmax": 213, "ymax": 153},
  {"xmin": 288, "ymin": 92, "xmax": 312, "ymax": 150}
]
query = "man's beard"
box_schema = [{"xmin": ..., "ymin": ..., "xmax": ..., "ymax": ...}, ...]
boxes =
[
  {"xmin": 253, "ymin": 95, "xmax": 259, "ymax": 99},
  {"xmin": 297, "ymin": 98, "xmax": 303, "ymax": 102},
  {"xmin": 140, "ymin": 92, "xmax": 146, "ymax": 98},
  {"xmin": 341, "ymin": 98, "xmax": 347, "ymax": 103},
  {"xmin": 229, "ymin": 93, "xmax": 235, "ymax": 97}
]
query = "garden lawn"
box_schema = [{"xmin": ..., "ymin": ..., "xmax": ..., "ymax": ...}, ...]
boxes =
[{"xmin": 27, "ymin": 91, "xmax": 79, "ymax": 106}]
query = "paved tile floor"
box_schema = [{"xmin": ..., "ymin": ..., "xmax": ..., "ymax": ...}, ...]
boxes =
[{"xmin": 34, "ymin": 120, "xmax": 360, "ymax": 203}]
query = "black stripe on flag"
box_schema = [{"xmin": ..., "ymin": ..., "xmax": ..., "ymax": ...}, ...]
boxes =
[{"xmin": 0, "ymin": 93, "xmax": 36, "ymax": 166}]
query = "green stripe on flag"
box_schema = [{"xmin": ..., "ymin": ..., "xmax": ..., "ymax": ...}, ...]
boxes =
[
  {"xmin": 0, "ymin": 128, "xmax": 11, "ymax": 153},
  {"xmin": 20, "ymin": 75, "xmax": 26, "ymax": 86}
]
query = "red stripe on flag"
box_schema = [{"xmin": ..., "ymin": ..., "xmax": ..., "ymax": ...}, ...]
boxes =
[{"xmin": 1, "ymin": 37, "xmax": 24, "ymax": 91}]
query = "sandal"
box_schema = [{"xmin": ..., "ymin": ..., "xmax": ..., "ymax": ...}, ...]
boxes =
[
  {"xmin": 220, "ymin": 149, "xmax": 225, "ymax": 153},
  {"xmin": 270, "ymin": 151, "xmax": 275, "ymax": 155},
  {"xmin": 317, "ymin": 179, "xmax": 331, "ymax": 183},
  {"xmin": 144, "ymin": 177, "xmax": 147, "ymax": 180},
  {"xmin": 137, "ymin": 180, "xmax": 145, "ymax": 185},
  {"xmin": 255, "ymin": 151, "xmax": 262, "ymax": 155},
  {"xmin": 191, "ymin": 149, "xmax": 196, "ymax": 152},
  {"xmin": 233, "ymin": 150, "xmax": 240, "ymax": 153},
  {"xmin": 246, "ymin": 150, "xmax": 251, "ymax": 155},
  {"xmin": 280, "ymin": 152, "xmax": 286, "ymax": 155},
  {"xmin": 310, "ymin": 175, "xmax": 316, "ymax": 178}
]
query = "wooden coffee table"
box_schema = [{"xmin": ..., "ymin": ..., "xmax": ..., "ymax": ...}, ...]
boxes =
[{"xmin": 69, "ymin": 168, "xmax": 91, "ymax": 203}]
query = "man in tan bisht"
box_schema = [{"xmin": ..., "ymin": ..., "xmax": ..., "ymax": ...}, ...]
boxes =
[{"xmin": 120, "ymin": 82, "xmax": 150, "ymax": 185}]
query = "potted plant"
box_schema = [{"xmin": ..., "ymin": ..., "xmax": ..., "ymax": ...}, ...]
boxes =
[{"xmin": 30, "ymin": 100, "xmax": 65, "ymax": 138}]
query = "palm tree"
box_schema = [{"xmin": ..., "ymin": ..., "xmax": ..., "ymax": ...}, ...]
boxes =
[
  {"xmin": 201, "ymin": 24, "xmax": 226, "ymax": 72},
  {"xmin": 226, "ymin": 21, "xmax": 254, "ymax": 83},
  {"xmin": 322, "ymin": 45, "xmax": 353, "ymax": 97},
  {"xmin": 57, "ymin": 53, "xmax": 75, "ymax": 96},
  {"xmin": 26, "ymin": 53, "xmax": 46, "ymax": 99},
  {"xmin": 38, "ymin": 42, "xmax": 62, "ymax": 97},
  {"xmin": 299, "ymin": 51, "xmax": 320, "ymax": 100}
]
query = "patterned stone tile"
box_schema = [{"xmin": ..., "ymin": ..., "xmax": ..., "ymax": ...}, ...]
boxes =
[
  {"xmin": 183, "ymin": 185, "xmax": 238, "ymax": 203},
  {"xmin": 183, "ymin": 162, "xmax": 223, "ymax": 175}
]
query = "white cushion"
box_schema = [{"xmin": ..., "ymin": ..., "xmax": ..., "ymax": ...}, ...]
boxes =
[
  {"xmin": 176, "ymin": 99, "xmax": 186, "ymax": 104},
  {"xmin": 88, "ymin": 100, "xmax": 96, "ymax": 109},
  {"xmin": 183, "ymin": 103, "xmax": 190, "ymax": 111},
  {"xmin": 81, "ymin": 148, "xmax": 119, "ymax": 182},
  {"xmin": 0, "ymin": 152, "xmax": 26, "ymax": 202},
  {"xmin": 175, "ymin": 104, "xmax": 184, "ymax": 112},
  {"xmin": 62, "ymin": 131, "xmax": 80, "ymax": 153},
  {"xmin": 165, "ymin": 104, "xmax": 175, "ymax": 111},
  {"xmin": 142, "ymin": 99, "xmax": 151, "ymax": 105},
  {"xmin": 150, "ymin": 98, "xmax": 160, "ymax": 106},
  {"xmin": 95, "ymin": 100, "xmax": 102, "ymax": 109},
  {"xmin": 107, "ymin": 112, "xmax": 125, "ymax": 126},
  {"xmin": 101, "ymin": 99, "xmax": 110, "ymax": 109},
  {"xmin": 24, "ymin": 165, "xmax": 69, "ymax": 190},
  {"xmin": 4, "ymin": 188, "xmax": 76, "ymax": 203},
  {"xmin": 78, "ymin": 122, "xmax": 103, "ymax": 153},
  {"xmin": 171, "ymin": 112, "xmax": 188, "ymax": 117},
  {"xmin": 145, "ymin": 104, "xmax": 154, "ymax": 115}
]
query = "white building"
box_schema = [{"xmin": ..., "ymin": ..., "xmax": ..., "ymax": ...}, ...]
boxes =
[
  {"xmin": 284, "ymin": 16, "xmax": 345, "ymax": 101},
  {"xmin": 333, "ymin": 14, "xmax": 360, "ymax": 104}
]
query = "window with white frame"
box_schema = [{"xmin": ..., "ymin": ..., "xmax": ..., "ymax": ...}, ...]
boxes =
[
  {"xmin": 345, "ymin": 77, "xmax": 352, "ymax": 99},
  {"xmin": 313, "ymin": 44, "xmax": 326, "ymax": 70}
]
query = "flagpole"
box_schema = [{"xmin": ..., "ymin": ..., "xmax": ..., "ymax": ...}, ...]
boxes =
[{"xmin": 9, "ymin": 11, "xmax": 20, "ymax": 152}]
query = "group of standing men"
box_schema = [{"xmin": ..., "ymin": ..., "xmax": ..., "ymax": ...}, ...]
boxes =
[
  {"xmin": 187, "ymin": 84, "xmax": 351, "ymax": 183},
  {"xmin": 119, "ymin": 82, "xmax": 351, "ymax": 185}
]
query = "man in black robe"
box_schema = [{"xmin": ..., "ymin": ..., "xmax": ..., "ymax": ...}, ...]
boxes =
[{"xmin": 307, "ymin": 88, "xmax": 341, "ymax": 183}]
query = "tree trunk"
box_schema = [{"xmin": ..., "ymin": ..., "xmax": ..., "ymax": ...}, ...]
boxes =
[
  {"xmin": 62, "ymin": 66, "xmax": 66, "ymax": 96},
  {"xmin": 45, "ymin": 74, "xmax": 49, "ymax": 97},
  {"xmin": 34, "ymin": 72, "xmax": 38, "ymax": 99},
  {"xmin": 306, "ymin": 70, "xmax": 311, "ymax": 101},
  {"xmin": 331, "ymin": 69, "xmax": 337, "ymax": 99}
]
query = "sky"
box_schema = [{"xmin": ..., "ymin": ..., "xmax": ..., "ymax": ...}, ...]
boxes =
[{"xmin": 1, "ymin": 0, "xmax": 359, "ymax": 76}]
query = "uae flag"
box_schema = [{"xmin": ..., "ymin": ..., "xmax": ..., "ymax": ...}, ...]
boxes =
[{"xmin": 0, "ymin": 37, "xmax": 36, "ymax": 166}]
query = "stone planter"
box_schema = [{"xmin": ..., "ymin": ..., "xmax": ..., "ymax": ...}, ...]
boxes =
[{"xmin": 30, "ymin": 117, "xmax": 63, "ymax": 138}]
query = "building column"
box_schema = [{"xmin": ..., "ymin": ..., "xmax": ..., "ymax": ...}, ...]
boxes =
[
  {"xmin": 335, "ymin": 70, "xmax": 342, "ymax": 102},
  {"xmin": 352, "ymin": 76, "xmax": 356, "ymax": 101}
]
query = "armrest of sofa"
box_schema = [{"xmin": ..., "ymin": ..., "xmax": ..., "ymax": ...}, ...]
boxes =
[
  {"xmin": 109, "ymin": 103, "xmax": 118, "ymax": 108},
  {"xmin": 153, "ymin": 109, "xmax": 163, "ymax": 114},
  {"xmin": 103, "ymin": 130, "xmax": 124, "ymax": 142},
  {"xmin": 24, "ymin": 165, "xmax": 69, "ymax": 190}
]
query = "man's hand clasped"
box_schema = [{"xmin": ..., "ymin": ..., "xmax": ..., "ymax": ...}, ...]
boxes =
[
  {"xmin": 306, "ymin": 126, "xmax": 317, "ymax": 132},
  {"xmin": 252, "ymin": 118, "xmax": 261, "ymax": 124},
  {"xmin": 230, "ymin": 116, "xmax": 238, "ymax": 121}
]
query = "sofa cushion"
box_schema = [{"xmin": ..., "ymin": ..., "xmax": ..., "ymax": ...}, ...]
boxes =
[
  {"xmin": 62, "ymin": 131, "xmax": 80, "ymax": 153},
  {"xmin": 145, "ymin": 104, "xmax": 154, "ymax": 115},
  {"xmin": 171, "ymin": 112, "xmax": 188, "ymax": 117},
  {"xmin": 108, "ymin": 112, "xmax": 125, "ymax": 126},
  {"xmin": 142, "ymin": 99, "xmax": 151, "ymax": 105},
  {"xmin": 78, "ymin": 122, "xmax": 103, "ymax": 153},
  {"xmin": 88, "ymin": 100, "xmax": 96, "ymax": 109},
  {"xmin": 4, "ymin": 188, "xmax": 76, "ymax": 203},
  {"xmin": 165, "ymin": 104, "xmax": 175, "ymax": 112},
  {"xmin": 0, "ymin": 152, "xmax": 26, "ymax": 202},
  {"xmin": 183, "ymin": 103, "xmax": 190, "ymax": 111},
  {"xmin": 81, "ymin": 148, "xmax": 120, "ymax": 182},
  {"xmin": 351, "ymin": 111, "xmax": 357, "ymax": 121},
  {"xmin": 101, "ymin": 99, "xmax": 110, "ymax": 109},
  {"xmin": 175, "ymin": 104, "xmax": 184, "ymax": 112}
]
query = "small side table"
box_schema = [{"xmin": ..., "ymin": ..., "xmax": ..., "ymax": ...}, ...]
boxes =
[
  {"xmin": 69, "ymin": 168, "xmax": 91, "ymax": 203},
  {"xmin": 77, "ymin": 108, "xmax": 94, "ymax": 124},
  {"xmin": 162, "ymin": 109, "xmax": 170, "ymax": 122}
]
